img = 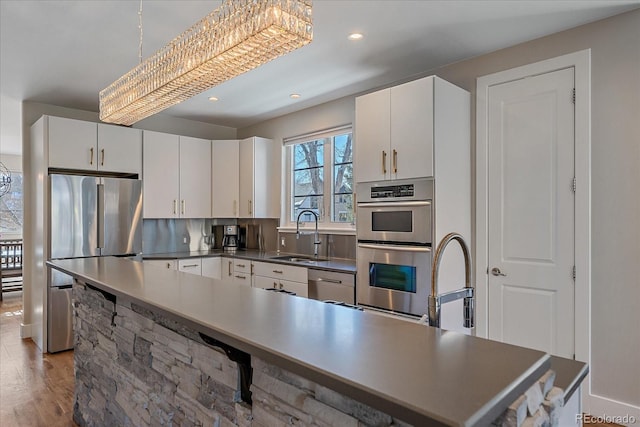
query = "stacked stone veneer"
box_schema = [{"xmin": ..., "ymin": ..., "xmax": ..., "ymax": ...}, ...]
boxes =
[
  {"xmin": 73, "ymin": 281, "xmax": 564, "ymax": 427},
  {"xmin": 492, "ymin": 370, "xmax": 566, "ymax": 427}
]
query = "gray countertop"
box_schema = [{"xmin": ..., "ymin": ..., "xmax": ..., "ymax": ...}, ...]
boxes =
[
  {"xmin": 142, "ymin": 249, "xmax": 357, "ymax": 274},
  {"xmin": 48, "ymin": 256, "xmax": 582, "ymax": 427}
]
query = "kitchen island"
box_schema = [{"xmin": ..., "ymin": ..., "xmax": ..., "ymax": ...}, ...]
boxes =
[{"xmin": 48, "ymin": 257, "xmax": 586, "ymax": 427}]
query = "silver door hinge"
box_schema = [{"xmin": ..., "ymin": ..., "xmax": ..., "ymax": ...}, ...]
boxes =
[
  {"xmin": 571, "ymin": 265, "xmax": 576, "ymax": 281},
  {"xmin": 571, "ymin": 176, "xmax": 576, "ymax": 193},
  {"xmin": 572, "ymin": 88, "xmax": 576, "ymax": 104}
]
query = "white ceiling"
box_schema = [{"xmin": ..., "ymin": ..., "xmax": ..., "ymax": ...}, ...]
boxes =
[{"xmin": 1, "ymin": 0, "xmax": 639, "ymax": 155}]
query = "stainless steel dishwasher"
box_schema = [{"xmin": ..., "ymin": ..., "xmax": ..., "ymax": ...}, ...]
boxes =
[{"xmin": 308, "ymin": 269, "xmax": 355, "ymax": 305}]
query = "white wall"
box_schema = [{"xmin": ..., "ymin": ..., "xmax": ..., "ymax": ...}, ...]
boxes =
[{"xmin": 239, "ymin": 9, "xmax": 640, "ymax": 417}]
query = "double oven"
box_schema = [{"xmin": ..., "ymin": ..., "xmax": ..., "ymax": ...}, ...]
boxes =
[{"xmin": 356, "ymin": 178, "xmax": 433, "ymax": 316}]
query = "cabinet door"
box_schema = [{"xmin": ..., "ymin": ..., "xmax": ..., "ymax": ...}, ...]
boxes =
[
  {"xmin": 253, "ymin": 275, "xmax": 278, "ymax": 290},
  {"xmin": 354, "ymin": 89, "xmax": 390, "ymax": 182},
  {"xmin": 280, "ymin": 279, "xmax": 308, "ymax": 298},
  {"xmin": 178, "ymin": 258, "xmax": 202, "ymax": 275},
  {"xmin": 98, "ymin": 124, "xmax": 142, "ymax": 175},
  {"xmin": 179, "ymin": 136, "xmax": 212, "ymax": 218},
  {"xmin": 232, "ymin": 271, "xmax": 252, "ymax": 287},
  {"xmin": 212, "ymin": 140, "xmax": 240, "ymax": 217},
  {"xmin": 201, "ymin": 257, "xmax": 222, "ymax": 280},
  {"xmin": 143, "ymin": 131, "xmax": 180, "ymax": 218},
  {"xmin": 390, "ymin": 76, "xmax": 434, "ymax": 179},
  {"xmin": 238, "ymin": 137, "xmax": 255, "ymax": 218},
  {"xmin": 144, "ymin": 260, "xmax": 178, "ymax": 270},
  {"xmin": 48, "ymin": 116, "xmax": 97, "ymax": 170}
]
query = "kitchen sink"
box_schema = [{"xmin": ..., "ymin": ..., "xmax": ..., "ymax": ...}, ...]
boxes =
[{"xmin": 270, "ymin": 255, "xmax": 327, "ymax": 263}]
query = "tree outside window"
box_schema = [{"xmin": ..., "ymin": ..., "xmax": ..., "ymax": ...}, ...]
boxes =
[
  {"xmin": 0, "ymin": 171, "xmax": 23, "ymax": 235},
  {"xmin": 290, "ymin": 130, "xmax": 353, "ymax": 225}
]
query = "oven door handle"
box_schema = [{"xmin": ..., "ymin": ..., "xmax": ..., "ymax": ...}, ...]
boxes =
[
  {"xmin": 356, "ymin": 201, "xmax": 431, "ymax": 208},
  {"xmin": 358, "ymin": 243, "xmax": 431, "ymax": 253}
]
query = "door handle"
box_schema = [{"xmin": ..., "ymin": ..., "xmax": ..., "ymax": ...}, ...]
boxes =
[
  {"xmin": 181, "ymin": 200, "xmax": 185, "ymax": 215},
  {"xmin": 228, "ymin": 260, "xmax": 232, "ymax": 276},
  {"xmin": 491, "ymin": 267, "xmax": 506, "ymax": 277},
  {"xmin": 173, "ymin": 200, "xmax": 177, "ymax": 215},
  {"xmin": 100, "ymin": 148, "xmax": 105, "ymax": 166},
  {"xmin": 249, "ymin": 200, "xmax": 252, "ymax": 215},
  {"xmin": 382, "ymin": 150, "xmax": 387, "ymax": 174},
  {"xmin": 393, "ymin": 149, "xmax": 398, "ymax": 173},
  {"xmin": 90, "ymin": 147, "xmax": 94, "ymax": 165}
]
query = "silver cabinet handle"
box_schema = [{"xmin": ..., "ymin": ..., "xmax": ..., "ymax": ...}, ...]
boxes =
[
  {"xmin": 166, "ymin": 263, "xmax": 172, "ymax": 269},
  {"xmin": 101, "ymin": 148, "xmax": 105, "ymax": 166},
  {"xmin": 182, "ymin": 264, "xmax": 198, "ymax": 268},
  {"xmin": 249, "ymin": 200, "xmax": 253, "ymax": 215},
  {"xmin": 235, "ymin": 274, "xmax": 246, "ymax": 279},
  {"xmin": 181, "ymin": 200, "xmax": 185, "ymax": 215},
  {"xmin": 236, "ymin": 263, "xmax": 246, "ymax": 268},
  {"xmin": 491, "ymin": 267, "xmax": 506, "ymax": 277},
  {"xmin": 272, "ymin": 269, "xmax": 283, "ymax": 274},
  {"xmin": 310, "ymin": 277, "xmax": 342, "ymax": 284},
  {"xmin": 173, "ymin": 200, "xmax": 177, "ymax": 215},
  {"xmin": 90, "ymin": 147, "xmax": 94, "ymax": 165},
  {"xmin": 228, "ymin": 260, "xmax": 233, "ymax": 276}
]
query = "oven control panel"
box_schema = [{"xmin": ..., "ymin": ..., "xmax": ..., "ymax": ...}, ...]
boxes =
[{"xmin": 371, "ymin": 184, "xmax": 414, "ymax": 199}]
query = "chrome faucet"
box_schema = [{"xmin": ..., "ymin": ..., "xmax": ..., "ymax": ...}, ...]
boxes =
[
  {"xmin": 296, "ymin": 209, "xmax": 321, "ymax": 257},
  {"xmin": 428, "ymin": 232, "xmax": 474, "ymax": 329}
]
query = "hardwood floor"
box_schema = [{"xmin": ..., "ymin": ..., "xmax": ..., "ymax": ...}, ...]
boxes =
[{"xmin": 0, "ymin": 291, "xmax": 77, "ymax": 427}]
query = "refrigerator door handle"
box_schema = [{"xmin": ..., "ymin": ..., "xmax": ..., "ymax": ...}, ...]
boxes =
[{"xmin": 97, "ymin": 183, "xmax": 105, "ymax": 250}]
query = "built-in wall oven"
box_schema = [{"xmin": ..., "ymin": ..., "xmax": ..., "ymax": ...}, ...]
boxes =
[{"xmin": 356, "ymin": 178, "xmax": 433, "ymax": 316}]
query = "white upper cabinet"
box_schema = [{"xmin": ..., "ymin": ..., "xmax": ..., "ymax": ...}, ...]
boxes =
[
  {"xmin": 179, "ymin": 136, "xmax": 212, "ymax": 218},
  {"xmin": 355, "ymin": 76, "xmax": 462, "ymax": 183},
  {"xmin": 389, "ymin": 77, "xmax": 434, "ymax": 180},
  {"xmin": 48, "ymin": 116, "xmax": 97, "ymax": 171},
  {"xmin": 143, "ymin": 131, "xmax": 211, "ymax": 219},
  {"xmin": 212, "ymin": 140, "xmax": 240, "ymax": 217},
  {"xmin": 143, "ymin": 131, "xmax": 180, "ymax": 218},
  {"xmin": 238, "ymin": 137, "xmax": 278, "ymax": 218},
  {"xmin": 354, "ymin": 89, "xmax": 390, "ymax": 182},
  {"xmin": 97, "ymin": 124, "xmax": 142, "ymax": 175},
  {"xmin": 48, "ymin": 116, "xmax": 142, "ymax": 174}
]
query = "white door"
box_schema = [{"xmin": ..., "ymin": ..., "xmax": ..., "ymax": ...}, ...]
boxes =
[{"xmin": 487, "ymin": 67, "xmax": 575, "ymax": 358}]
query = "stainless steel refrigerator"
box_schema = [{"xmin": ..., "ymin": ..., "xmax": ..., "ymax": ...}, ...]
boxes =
[{"xmin": 48, "ymin": 174, "xmax": 142, "ymax": 352}]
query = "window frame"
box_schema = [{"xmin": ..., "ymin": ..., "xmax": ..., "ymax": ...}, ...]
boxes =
[{"xmin": 283, "ymin": 125, "xmax": 355, "ymax": 232}]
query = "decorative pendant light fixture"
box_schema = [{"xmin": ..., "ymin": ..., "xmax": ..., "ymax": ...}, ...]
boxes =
[{"xmin": 99, "ymin": 0, "xmax": 313, "ymax": 126}]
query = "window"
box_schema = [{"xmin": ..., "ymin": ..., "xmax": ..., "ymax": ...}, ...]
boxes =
[
  {"xmin": 286, "ymin": 127, "xmax": 353, "ymax": 227},
  {"xmin": 0, "ymin": 171, "xmax": 23, "ymax": 235}
]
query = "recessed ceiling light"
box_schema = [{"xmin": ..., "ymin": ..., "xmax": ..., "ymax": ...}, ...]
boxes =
[
  {"xmin": 290, "ymin": 93, "xmax": 301, "ymax": 99},
  {"xmin": 208, "ymin": 96, "xmax": 219, "ymax": 102},
  {"xmin": 348, "ymin": 33, "xmax": 364, "ymax": 41}
]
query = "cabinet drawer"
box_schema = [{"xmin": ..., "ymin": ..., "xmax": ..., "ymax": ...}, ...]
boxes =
[
  {"xmin": 233, "ymin": 259, "xmax": 252, "ymax": 274},
  {"xmin": 145, "ymin": 259, "xmax": 177, "ymax": 270},
  {"xmin": 253, "ymin": 261, "xmax": 307, "ymax": 283},
  {"xmin": 232, "ymin": 272, "xmax": 251, "ymax": 287},
  {"xmin": 178, "ymin": 258, "xmax": 202, "ymax": 275},
  {"xmin": 253, "ymin": 276, "xmax": 308, "ymax": 298}
]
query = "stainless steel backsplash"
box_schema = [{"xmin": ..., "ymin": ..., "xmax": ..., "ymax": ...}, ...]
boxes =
[
  {"xmin": 278, "ymin": 232, "xmax": 356, "ymax": 260},
  {"xmin": 143, "ymin": 218, "xmax": 280, "ymax": 254}
]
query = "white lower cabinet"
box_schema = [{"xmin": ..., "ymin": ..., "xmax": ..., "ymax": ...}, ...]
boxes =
[
  {"xmin": 178, "ymin": 258, "xmax": 202, "ymax": 275},
  {"xmin": 145, "ymin": 260, "xmax": 178, "ymax": 270},
  {"xmin": 252, "ymin": 261, "xmax": 308, "ymax": 297},
  {"xmin": 221, "ymin": 257, "xmax": 252, "ymax": 286},
  {"xmin": 201, "ymin": 257, "xmax": 222, "ymax": 280}
]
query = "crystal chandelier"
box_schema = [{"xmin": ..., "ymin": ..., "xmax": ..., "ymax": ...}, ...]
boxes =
[{"xmin": 99, "ymin": 0, "xmax": 313, "ymax": 126}]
